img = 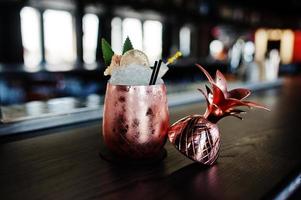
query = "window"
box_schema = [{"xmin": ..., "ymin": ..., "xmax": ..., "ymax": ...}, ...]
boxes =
[
  {"xmin": 122, "ymin": 18, "xmax": 143, "ymax": 50},
  {"xmin": 43, "ymin": 9, "xmax": 76, "ymax": 70},
  {"xmin": 111, "ymin": 17, "xmax": 123, "ymax": 54},
  {"xmin": 111, "ymin": 18, "xmax": 162, "ymax": 62},
  {"xmin": 83, "ymin": 14, "xmax": 99, "ymax": 65},
  {"xmin": 179, "ymin": 26, "xmax": 191, "ymax": 56},
  {"xmin": 20, "ymin": 7, "xmax": 42, "ymax": 71},
  {"xmin": 143, "ymin": 20, "xmax": 162, "ymax": 63}
]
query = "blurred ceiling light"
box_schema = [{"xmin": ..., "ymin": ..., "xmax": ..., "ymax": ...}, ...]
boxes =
[
  {"xmin": 122, "ymin": 18, "xmax": 143, "ymax": 50},
  {"xmin": 255, "ymin": 28, "xmax": 294, "ymax": 64},
  {"xmin": 43, "ymin": 9, "xmax": 76, "ymax": 70},
  {"xmin": 265, "ymin": 49, "xmax": 280, "ymax": 81},
  {"xmin": 244, "ymin": 41, "xmax": 255, "ymax": 62},
  {"xmin": 280, "ymin": 30, "xmax": 294, "ymax": 64},
  {"xmin": 209, "ymin": 40, "xmax": 223, "ymax": 58},
  {"xmin": 268, "ymin": 29, "xmax": 282, "ymax": 41},
  {"xmin": 230, "ymin": 39, "xmax": 244, "ymax": 69},
  {"xmin": 143, "ymin": 20, "xmax": 162, "ymax": 63},
  {"xmin": 111, "ymin": 17, "xmax": 122, "ymax": 54},
  {"xmin": 83, "ymin": 13, "xmax": 99, "ymax": 65},
  {"xmin": 179, "ymin": 26, "xmax": 191, "ymax": 56},
  {"xmin": 244, "ymin": 41, "xmax": 255, "ymax": 54},
  {"xmin": 20, "ymin": 7, "xmax": 42, "ymax": 71},
  {"xmin": 255, "ymin": 29, "xmax": 268, "ymax": 61}
]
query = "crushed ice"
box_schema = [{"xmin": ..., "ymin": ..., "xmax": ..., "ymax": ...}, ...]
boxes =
[{"xmin": 109, "ymin": 64, "xmax": 164, "ymax": 86}]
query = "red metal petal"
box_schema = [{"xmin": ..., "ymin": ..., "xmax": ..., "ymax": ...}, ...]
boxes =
[
  {"xmin": 211, "ymin": 82, "xmax": 226, "ymax": 105},
  {"xmin": 220, "ymin": 98, "xmax": 250, "ymax": 111},
  {"xmin": 215, "ymin": 70, "xmax": 227, "ymax": 93},
  {"xmin": 241, "ymin": 101, "xmax": 270, "ymax": 111},
  {"xmin": 228, "ymin": 88, "xmax": 251, "ymax": 100},
  {"xmin": 196, "ymin": 64, "xmax": 214, "ymax": 83},
  {"xmin": 219, "ymin": 98, "xmax": 270, "ymax": 112}
]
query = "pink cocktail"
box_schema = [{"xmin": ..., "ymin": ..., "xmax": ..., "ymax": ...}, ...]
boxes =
[{"xmin": 102, "ymin": 83, "xmax": 169, "ymax": 159}]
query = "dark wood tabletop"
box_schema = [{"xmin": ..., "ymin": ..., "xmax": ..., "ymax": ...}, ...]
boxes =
[{"xmin": 0, "ymin": 77, "xmax": 301, "ymax": 200}]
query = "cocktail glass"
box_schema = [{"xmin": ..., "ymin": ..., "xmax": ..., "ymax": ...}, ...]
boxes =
[{"xmin": 102, "ymin": 83, "xmax": 169, "ymax": 159}]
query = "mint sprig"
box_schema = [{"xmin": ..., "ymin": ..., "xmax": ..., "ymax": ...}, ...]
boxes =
[
  {"xmin": 101, "ymin": 38, "xmax": 114, "ymax": 65},
  {"xmin": 122, "ymin": 36, "xmax": 133, "ymax": 54}
]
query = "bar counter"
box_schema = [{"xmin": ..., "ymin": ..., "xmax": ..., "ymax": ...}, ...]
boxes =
[{"xmin": 0, "ymin": 77, "xmax": 301, "ymax": 200}]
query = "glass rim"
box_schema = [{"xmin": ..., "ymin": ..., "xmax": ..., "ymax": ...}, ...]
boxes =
[{"xmin": 107, "ymin": 82, "xmax": 165, "ymax": 88}]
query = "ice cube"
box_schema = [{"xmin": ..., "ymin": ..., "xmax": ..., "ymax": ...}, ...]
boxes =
[{"xmin": 109, "ymin": 64, "xmax": 163, "ymax": 86}]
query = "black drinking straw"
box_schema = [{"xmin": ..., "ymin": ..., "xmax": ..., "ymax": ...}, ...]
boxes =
[
  {"xmin": 149, "ymin": 61, "xmax": 158, "ymax": 85},
  {"xmin": 151, "ymin": 59, "xmax": 162, "ymax": 85}
]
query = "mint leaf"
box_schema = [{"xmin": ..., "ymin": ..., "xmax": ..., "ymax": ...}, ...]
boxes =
[
  {"xmin": 122, "ymin": 36, "xmax": 134, "ymax": 54},
  {"xmin": 101, "ymin": 38, "xmax": 114, "ymax": 65}
]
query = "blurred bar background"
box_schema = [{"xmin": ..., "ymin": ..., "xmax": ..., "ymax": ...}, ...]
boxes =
[{"xmin": 0, "ymin": 0, "xmax": 300, "ymax": 133}]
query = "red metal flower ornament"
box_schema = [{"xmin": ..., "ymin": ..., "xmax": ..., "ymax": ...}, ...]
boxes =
[
  {"xmin": 168, "ymin": 64, "xmax": 269, "ymax": 165},
  {"xmin": 196, "ymin": 64, "xmax": 269, "ymax": 123}
]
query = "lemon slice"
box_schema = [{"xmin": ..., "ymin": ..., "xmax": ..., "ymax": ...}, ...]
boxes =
[{"xmin": 120, "ymin": 49, "xmax": 150, "ymax": 67}]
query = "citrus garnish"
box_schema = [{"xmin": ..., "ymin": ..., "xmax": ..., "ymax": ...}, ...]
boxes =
[{"xmin": 120, "ymin": 49, "xmax": 150, "ymax": 68}]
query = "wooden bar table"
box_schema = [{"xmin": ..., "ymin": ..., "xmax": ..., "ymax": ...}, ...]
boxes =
[{"xmin": 0, "ymin": 77, "xmax": 301, "ymax": 200}]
